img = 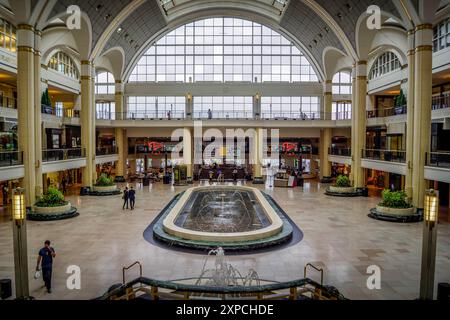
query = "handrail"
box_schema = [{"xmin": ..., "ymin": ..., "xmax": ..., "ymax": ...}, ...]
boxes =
[
  {"xmin": 98, "ymin": 276, "xmax": 346, "ymax": 301},
  {"xmin": 122, "ymin": 261, "xmax": 143, "ymax": 285},
  {"xmin": 304, "ymin": 263, "xmax": 324, "ymax": 286}
]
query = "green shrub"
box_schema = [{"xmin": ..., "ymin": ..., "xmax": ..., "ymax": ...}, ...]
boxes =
[
  {"xmin": 336, "ymin": 175, "xmax": 350, "ymax": 188},
  {"xmin": 95, "ymin": 174, "xmax": 114, "ymax": 187},
  {"xmin": 36, "ymin": 187, "xmax": 67, "ymax": 207},
  {"xmin": 380, "ymin": 189, "xmax": 412, "ymax": 209}
]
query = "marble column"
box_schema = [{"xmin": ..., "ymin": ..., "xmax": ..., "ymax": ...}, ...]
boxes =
[
  {"xmin": 253, "ymin": 128, "xmax": 263, "ymax": 178},
  {"xmin": 320, "ymin": 80, "xmax": 332, "ymax": 180},
  {"xmin": 405, "ymin": 29, "xmax": 416, "ymax": 200},
  {"xmin": 115, "ymin": 80, "xmax": 124, "ymax": 119},
  {"xmin": 412, "ymin": 24, "xmax": 434, "ymax": 209},
  {"xmin": 183, "ymin": 128, "xmax": 193, "ymax": 178},
  {"xmin": 80, "ymin": 61, "xmax": 96, "ymax": 188},
  {"xmin": 349, "ymin": 66, "xmax": 357, "ymax": 184},
  {"xmin": 114, "ymin": 81, "xmax": 126, "ymax": 177},
  {"xmin": 351, "ymin": 61, "xmax": 368, "ymax": 188},
  {"xmin": 186, "ymin": 93, "xmax": 193, "ymax": 119},
  {"xmin": 253, "ymin": 94, "xmax": 261, "ymax": 119},
  {"xmin": 320, "ymin": 128, "xmax": 332, "ymax": 180},
  {"xmin": 17, "ymin": 24, "xmax": 36, "ymax": 206},
  {"xmin": 34, "ymin": 30, "xmax": 43, "ymax": 198}
]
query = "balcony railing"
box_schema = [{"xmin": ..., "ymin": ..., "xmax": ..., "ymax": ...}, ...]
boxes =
[
  {"xmin": 0, "ymin": 151, "xmax": 23, "ymax": 167},
  {"xmin": 367, "ymin": 106, "xmax": 407, "ymax": 119},
  {"xmin": 427, "ymin": 152, "xmax": 450, "ymax": 168},
  {"xmin": 432, "ymin": 94, "xmax": 450, "ymax": 110},
  {"xmin": 329, "ymin": 147, "xmax": 351, "ymax": 157},
  {"xmin": 362, "ymin": 149, "xmax": 406, "ymax": 163},
  {"xmin": 0, "ymin": 97, "xmax": 17, "ymax": 109},
  {"xmin": 261, "ymin": 112, "xmax": 320, "ymax": 120},
  {"xmin": 196, "ymin": 111, "xmax": 254, "ymax": 119},
  {"xmin": 42, "ymin": 148, "xmax": 85, "ymax": 162},
  {"xmin": 96, "ymin": 147, "xmax": 118, "ymax": 156}
]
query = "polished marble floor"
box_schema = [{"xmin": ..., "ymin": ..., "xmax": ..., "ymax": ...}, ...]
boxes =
[{"xmin": 0, "ymin": 181, "xmax": 449, "ymax": 300}]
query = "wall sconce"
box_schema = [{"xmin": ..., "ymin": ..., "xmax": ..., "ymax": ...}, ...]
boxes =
[{"xmin": 12, "ymin": 188, "xmax": 26, "ymax": 223}]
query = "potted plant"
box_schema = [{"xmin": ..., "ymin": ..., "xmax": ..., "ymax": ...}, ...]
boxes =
[
  {"xmin": 41, "ymin": 88, "xmax": 53, "ymax": 115},
  {"xmin": 92, "ymin": 173, "xmax": 120, "ymax": 195},
  {"xmin": 29, "ymin": 187, "xmax": 78, "ymax": 220},
  {"xmin": 375, "ymin": 189, "xmax": 415, "ymax": 215},
  {"xmin": 326, "ymin": 175, "xmax": 359, "ymax": 196},
  {"xmin": 394, "ymin": 89, "xmax": 407, "ymax": 115}
]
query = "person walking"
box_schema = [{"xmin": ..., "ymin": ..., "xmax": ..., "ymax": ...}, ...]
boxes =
[
  {"xmin": 36, "ymin": 240, "xmax": 56, "ymax": 294},
  {"xmin": 61, "ymin": 176, "xmax": 67, "ymax": 194},
  {"xmin": 208, "ymin": 109, "xmax": 212, "ymax": 120},
  {"xmin": 266, "ymin": 163, "xmax": 275, "ymax": 188},
  {"xmin": 122, "ymin": 187, "xmax": 129, "ymax": 210},
  {"xmin": 2, "ymin": 184, "xmax": 8, "ymax": 206},
  {"xmin": 128, "ymin": 186, "xmax": 136, "ymax": 210}
]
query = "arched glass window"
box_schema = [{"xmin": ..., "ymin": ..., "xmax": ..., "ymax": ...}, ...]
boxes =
[
  {"xmin": 332, "ymin": 71, "xmax": 351, "ymax": 95},
  {"xmin": 0, "ymin": 18, "xmax": 16, "ymax": 52},
  {"xmin": 129, "ymin": 17, "xmax": 318, "ymax": 83},
  {"xmin": 369, "ymin": 52, "xmax": 400, "ymax": 80},
  {"xmin": 48, "ymin": 52, "xmax": 80, "ymax": 79},
  {"xmin": 96, "ymin": 72, "xmax": 115, "ymax": 94}
]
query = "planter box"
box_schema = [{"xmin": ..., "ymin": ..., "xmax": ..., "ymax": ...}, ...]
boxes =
[
  {"xmin": 376, "ymin": 205, "xmax": 416, "ymax": 216},
  {"xmin": 34, "ymin": 202, "xmax": 72, "ymax": 214},
  {"xmin": 329, "ymin": 186, "xmax": 355, "ymax": 194},
  {"xmin": 93, "ymin": 185, "xmax": 118, "ymax": 193}
]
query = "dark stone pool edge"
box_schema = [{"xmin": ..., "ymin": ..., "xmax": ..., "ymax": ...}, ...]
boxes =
[{"xmin": 143, "ymin": 191, "xmax": 303, "ymax": 255}]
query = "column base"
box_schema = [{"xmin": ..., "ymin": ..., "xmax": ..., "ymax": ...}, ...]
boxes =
[
  {"xmin": 320, "ymin": 176, "xmax": 333, "ymax": 183},
  {"xmin": 252, "ymin": 177, "xmax": 265, "ymax": 184},
  {"xmin": 114, "ymin": 176, "xmax": 126, "ymax": 183}
]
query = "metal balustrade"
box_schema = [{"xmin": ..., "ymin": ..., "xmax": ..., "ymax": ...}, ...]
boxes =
[
  {"xmin": 42, "ymin": 148, "xmax": 85, "ymax": 162},
  {"xmin": 362, "ymin": 149, "xmax": 406, "ymax": 163},
  {"xmin": 96, "ymin": 147, "xmax": 118, "ymax": 156},
  {"xmin": 94, "ymin": 111, "xmax": 353, "ymax": 121},
  {"xmin": 427, "ymin": 152, "xmax": 450, "ymax": 168},
  {"xmin": 0, "ymin": 97, "xmax": 17, "ymax": 109},
  {"xmin": 367, "ymin": 106, "xmax": 407, "ymax": 119},
  {"xmin": 432, "ymin": 94, "xmax": 450, "ymax": 110},
  {"xmin": 329, "ymin": 147, "xmax": 351, "ymax": 157},
  {"xmin": 0, "ymin": 151, "xmax": 23, "ymax": 167}
]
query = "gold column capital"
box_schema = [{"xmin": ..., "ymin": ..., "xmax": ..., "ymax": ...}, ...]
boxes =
[
  {"xmin": 34, "ymin": 30, "xmax": 42, "ymax": 37},
  {"xmin": 115, "ymin": 80, "xmax": 123, "ymax": 84},
  {"xmin": 356, "ymin": 76, "xmax": 367, "ymax": 80},
  {"xmin": 17, "ymin": 46, "xmax": 35, "ymax": 53},
  {"xmin": 17, "ymin": 24, "xmax": 35, "ymax": 31},
  {"xmin": 415, "ymin": 24, "xmax": 433, "ymax": 31},
  {"xmin": 407, "ymin": 29, "xmax": 416, "ymax": 36},
  {"xmin": 115, "ymin": 91, "xmax": 124, "ymax": 96},
  {"xmin": 324, "ymin": 92, "xmax": 332, "ymax": 96},
  {"xmin": 325, "ymin": 79, "xmax": 332, "ymax": 84},
  {"xmin": 407, "ymin": 49, "xmax": 415, "ymax": 56},
  {"xmin": 81, "ymin": 60, "xmax": 93, "ymax": 66},
  {"xmin": 415, "ymin": 45, "xmax": 433, "ymax": 53},
  {"xmin": 357, "ymin": 61, "xmax": 367, "ymax": 65},
  {"xmin": 81, "ymin": 75, "xmax": 92, "ymax": 81}
]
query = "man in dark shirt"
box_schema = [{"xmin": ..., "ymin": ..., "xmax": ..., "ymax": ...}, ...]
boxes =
[
  {"xmin": 122, "ymin": 187, "xmax": 129, "ymax": 210},
  {"xmin": 128, "ymin": 187, "xmax": 136, "ymax": 210},
  {"xmin": 36, "ymin": 240, "xmax": 56, "ymax": 293}
]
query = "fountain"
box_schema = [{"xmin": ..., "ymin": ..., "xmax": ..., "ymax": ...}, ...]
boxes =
[
  {"xmin": 195, "ymin": 247, "xmax": 260, "ymax": 287},
  {"xmin": 147, "ymin": 185, "xmax": 302, "ymax": 252}
]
